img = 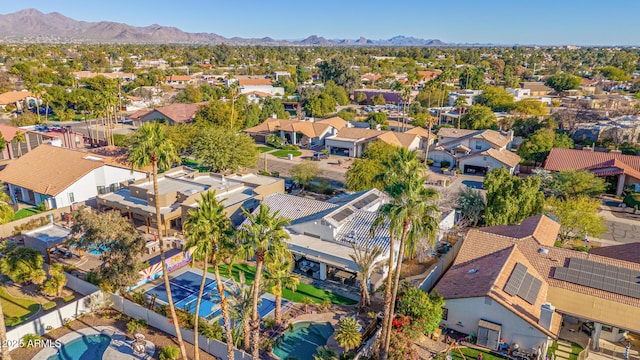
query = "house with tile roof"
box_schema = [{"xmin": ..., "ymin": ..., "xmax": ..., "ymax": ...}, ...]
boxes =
[
  {"xmin": 544, "ymin": 147, "xmax": 640, "ymax": 195},
  {"xmin": 234, "ymin": 76, "xmax": 284, "ymax": 97},
  {"xmin": 436, "ymin": 215, "xmax": 640, "ymax": 354},
  {"xmin": 324, "ymin": 127, "xmax": 422, "ymax": 157},
  {"xmin": 428, "ymin": 128, "xmax": 520, "ymax": 174},
  {"xmin": 129, "ymin": 102, "xmax": 208, "ymax": 125},
  {"xmin": 0, "ymin": 124, "xmax": 85, "ymax": 161},
  {"xmin": 244, "ymin": 116, "xmax": 347, "ymax": 147},
  {"xmin": 0, "ymin": 90, "xmax": 36, "ymax": 112},
  {"xmin": 0, "ymin": 144, "xmax": 146, "ymax": 209}
]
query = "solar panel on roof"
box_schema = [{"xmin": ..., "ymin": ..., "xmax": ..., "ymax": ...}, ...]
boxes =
[
  {"xmin": 523, "ymin": 277, "xmax": 542, "ymax": 304},
  {"xmin": 504, "ymin": 263, "xmax": 528, "ymax": 296},
  {"xmin": 331, "ymin": 208, "xmax": 354, "ymax": 222},
  {"xmin": 552, "ymin": 258, "xmax": 640, "ymax": 300},
  {"xmin": 352, "ymin": 194, "xmax": 379, "ymax": 209}
]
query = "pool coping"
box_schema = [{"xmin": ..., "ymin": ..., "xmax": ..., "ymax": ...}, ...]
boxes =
[
  {"xmin": 271, "ymin": 319, "xmax": 336, "ymax": 360},
  {"xmin": 32, "ymin": 325, "xmax": 155, "ymax": 360}
]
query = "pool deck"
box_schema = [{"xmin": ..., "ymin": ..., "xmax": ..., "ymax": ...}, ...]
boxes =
[
  {"xmin": 32, "ymin": 326, "xmax": 155, "ymax": 360},
  {"xmin": 287, "ymin": 310, "xmax": 350, "ymax": 352}
]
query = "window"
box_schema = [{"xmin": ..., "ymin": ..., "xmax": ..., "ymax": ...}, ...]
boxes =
[
  {"xmin": 110, "ymin": 183, "xmax": 118, "ymax": 192},
  {"xmin": 476, "ymin": 144, "xmax": 482, "ymax": 150},
  {"xmin": 442, "ymin": 307, "xmax": 448, "ymax": 321},
  {"xmin": 68, "ymin": 192, "xmax": 75, "ymax": 203},
  {"xmin": 97, "ymin": 186, "xmax": 106, "ymax": 195},
  {"xmin": 602, "ymin": 325, "xmax": 613, "ymax": 332}
]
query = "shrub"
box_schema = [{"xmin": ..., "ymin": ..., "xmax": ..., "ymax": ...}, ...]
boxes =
[
  {"xmin": 127, "ymin": 318, "xmax": 147, "ymax": 334},
  {"xmin": 281, "ymin": 144, "xmax": 299, "ymax": 151},
  {"xmin": 131, "ymin": 291, "xmax": 146, "ymax": 306},
  {"xmin": 5, "ymin": 317, "xmax": 21, "ymax": 327},
  {"xmin": 159, "ymin": 345, "xmax": 180, "ymax": 360},
  {"xmin": 63, "ymin": 295, "xmax": 75, "ymax": 303},
  {"xmin": 623, "ymin": 193, "xmax": 640, "ymax": 208},
  {"xmin": 86, "ymin": 271, "xmax": 100, "ymax": 285},
  {"xmin": 42, "ymin": 302, "xmax": 57, "ymax": 311},
  {"xmin": 198, "ymin": 319, "xmax": 223, "ymax": 340},
  {"xmin": 258, "ymin": 170, "xmax": 270, "ymax": 176},
  {"xmin": 271, "ymin": 171, "xmax": 280, "ymax": 177},
  {"xmin": 62, "ymin": 265, "xmax": 77, "ymax": 273},
  {"xmin": 427, "ymin": 159, "xmax": 434, "ymax": 166},
  {"xmin": 576, "ymin": 246, "xmax": 590, "ymax": 252},
  {"xmin": 456, "ymin": 168, "xmax": 462, "ymax": 174},
  {"xmin": 113, "ymin": 134, "xmax": 128, "ymax": 147},
  {"xmin": 22, "ymin": 334, "xmax": 42, "ymax": 348},
  {"xmin": 263, "ymin": 318, "xmax": 278, "ymax": 330},
  {"xmin": 440, "ymin": 160, "xmax": 451, "ymax": 168}
]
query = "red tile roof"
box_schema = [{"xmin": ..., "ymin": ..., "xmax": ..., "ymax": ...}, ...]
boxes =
[
  {"xmin": 0, "ymin": 124, "xmax": 26, "ymax": 142},
  {"xmin": 544, "ymin": 148, "xmax": 640, "ymax": 180},
  {"xmin": 589, "ymin": 243, "xmax": 640, "ymax": 265},
  {"xmin": 237, "ymin": 77, "xmax": 273, "ymax": 86}
]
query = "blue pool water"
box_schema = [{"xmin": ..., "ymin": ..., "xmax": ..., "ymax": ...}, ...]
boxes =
[
  {"xmin": 273, "ymin": 321, "xmax": 334, "ymax": 360},
  {"xmin": 47, "ymin": 334, "xmax": 111, "ymax": 360}
]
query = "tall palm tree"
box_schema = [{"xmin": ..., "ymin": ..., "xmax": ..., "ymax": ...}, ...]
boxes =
[
  {"xmin": 453, "ymin": 96, "xmax": 467, "ymax": 129},
  {"xmin": 0, "ymin": 298, "xmax": 11, "ymax": 360},
  {"xmin": 183, "ymin": 191, "xmax": 234, "ymax": 360},
  {"xmin": 349, "ymin": 241, "xmax": 383, "ymax": 310},
  {"xmin": 128, "ymin": 122, "xmax": 187, "ymax": 360},
  {"xmin": 377, "ymin": 149, "xmax": 440, "ymax": 360},
  {"xmin": 238, "ymin": 204, "xmax": 290, "ymax": 360},
  {"xmin": 229, "ymin": 271, "xmax": 254, "ymax": 352},
  {"xmin": 12, "ymin": 131, "xmax": 26, "ymax": 158},
  {"xmin": 264, "ymin": 246, "xmax": 299, "ymax": 325}
]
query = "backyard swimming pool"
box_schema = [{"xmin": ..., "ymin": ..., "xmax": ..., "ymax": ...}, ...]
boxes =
[
  {"xmin": 47, "ymin": 334, "xmax": 111, "ymax": 360},
  {"xmin": 272, "ymin": 321, "xmax": 334, "ymax": 360}
]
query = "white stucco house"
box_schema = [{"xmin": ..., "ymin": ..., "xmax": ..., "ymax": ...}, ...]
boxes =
[
  {"xmin": 428, "ymin": 128, "xmax": 521, "ymax": 175},
  {"xmin": 0, "ymin": 144, "xmax": 146, "ymax": 209},
  {"xmin": 325, "ymin": 127, "xmax": 422, "ymax": 157}
]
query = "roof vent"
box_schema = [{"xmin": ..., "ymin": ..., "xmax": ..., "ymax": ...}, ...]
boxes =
[
  {"xmin": 538, "ymin": 248, "xmax": 549, "ymax": 255},
  {"xmin": 468, "ymin": 269, "xmax": 478, "ymax": 274}
]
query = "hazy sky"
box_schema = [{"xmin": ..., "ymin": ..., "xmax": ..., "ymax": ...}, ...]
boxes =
[{"xmin": 3, "ymin": 0, "xmax": 640, "ymax": 45}]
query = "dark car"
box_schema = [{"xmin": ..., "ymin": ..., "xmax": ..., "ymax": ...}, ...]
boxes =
[
  {"xmin": 311, "ymin": 152, "xmax": 329, "ymax": 161},
  {"xmin": 284, "ymin": 179, "xmax": 294, "ymax": 192},
  {"xmin": 581, "ymin": 322, "xmax": 594, "ymax": 336}
]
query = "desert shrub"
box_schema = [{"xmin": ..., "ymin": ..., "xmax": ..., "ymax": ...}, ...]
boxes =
[
  {"xmin": 42, "ymin": 302, "xmax": 57, "ymax": 311},
  {"xmin": 159, "ymin": 345, "xmax": 180, "ymax": 360},
  {"xmin": 22, "ymin": 334, "xmax": 42, "ymax": 348},
  {"xmin": 127, "ymin": 318, "xmax": 147, "ymax": 334}
]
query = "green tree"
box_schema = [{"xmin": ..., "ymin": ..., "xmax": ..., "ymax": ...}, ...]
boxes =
[
  {"xmin": 9, "ymin": 112, "xmax": 39, "ymax": 127},
  {"xmin": 334, "ymin": 316, "xmax": 362, "ymax": 352},
  {"xmin": 317, "ymin": 57, "xmax": 360, "ymax": 92},
  {"xmin": 238, "ymin": 204, "xmax": 290, "ymax": 359},
  {"xmin": 415, "ymin": 85, "xmax": 448, "ymax": 108},
  {"xmin": 183, "ymin": 191, "xmax": 234, "ymax": 360},
  {"xmin": 545, "ymin": 195, "xmax": 607, "ymax": 242},
  {"xmin": 376, "ymin": 149, "xmax": 440, "ymax": 359},
  {"xmin": 12, "ymin": 131, "xmax": 26, "ymax": 158},
  {"xmin": 483, "ymin": 167, "xmax": 544, "ymax": 226},
  {"xmin": 455, "ymin": 187, "xmax": 485, "ymax": 227},
  {"xmin": 41, "ymin": 264, "xmax": 66, "ymax": 297},
  {"xmin": 194, "ymin": 101, "xmax": 232, "ymax": 127},
  {"xmin": 517, "ymin": 129, "xmax": 573, "ymax": 164},
  {"xmin": 349, "ymin": 241, "xmax": 383, "ymax": 310},
  {"xmin": 461, "ymin": 104, "xmax": 497, "ymax": 130},
  {"xmin": 512, "ymin": 117, "xmax": 542, "ymax": 137},
  {"xmin": 313, "ymin": 346, "xmax": 338, "ymax": 360},
  {"xmin": 290, "ymin": 160, "xmax": 321, "ymax": 192},
  {"xmin": 345, "ymin": 141, "xmax": 398, "ymax": 191},
  {"xmin": 264, "ymin": 246, "xmax": 299, "ymax": 325},
  {"xmin": 459, "ymin": 67, "xmax": 485, "ymax": 89},
  {"xmin": 304, "ymin": 93, "xmax": 336, "ymax": 117},
  {"xmin": 476, "ymin": 86, "xmax": 514, "ymax": 112},
  {"xmin": 336, "ymin": 108, "xmax": 356, "ymax": 121},
  {"xmin": 371, "ymin": 94, "xmax": 386, "ymax": 106},
  {"xmin": 128, "ymin": 123, "xmax": 187, "ymax": 360},
  {"xmin": 512, "ymin": 99, "xmax": 547, "ymax": 116},
  {"xmin": 0, "ymin": 182, "xmax": 15, "ymax": 224},
  {"xmin": 366, "ymin": 112, "xmax": 388, "ymax": 129},
  {"xmin": 597, "ymin": 66, "xmax": 631, "ymax": 82},
  {"xmin": 544, "ymin": 73, "xmax": 582, "ymax": 92},
  {"xmin": 355, "ymin": 92, "xmax": 368, "ymax": 104},
  {"xmin": 397, "ymin": 288, "xmax": 445, "ymax": 337},
  {"xmin": 259, "ymin": 98, "xmax": 288, "ymax": 121},
  {"xmin": 0, "ymin": 247, "xmax": 45, "ymax": 284},
  {"xmin": 174, "ymin": 84, "xmax": 202, "ymax": 103},
  {"xmin": 549, "ymin": 170, "xmax": 607, "ymax": 198},
  {"xmin": 68, "ymin": 210, "xmax": 146, "ymax": 292},
  {"xmin": 189, "ymin": 126, "xmax": 258, "ymax": 172},
  {"xmin": 322, "ymin": 80, "xmax": 350, "ymax": 106}
]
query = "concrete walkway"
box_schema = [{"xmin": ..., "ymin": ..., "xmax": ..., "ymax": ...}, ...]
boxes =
[{"xmin": 33, "ymin": 326, "xmax": 155, "ymax": 360}]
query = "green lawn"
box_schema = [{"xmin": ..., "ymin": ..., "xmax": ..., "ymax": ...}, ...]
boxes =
[
  {"xmin": 11, "ymin": 208, "xmax": 40, "ymax": 221},
  {"xmin": 271, "ymin": 150, "xmax": 302, "ymax": 158},
  {"xmin": 547, "ymin": 341, "xmax": 583, "ymax": 360},
  {"xmin": 447, "ymin": 347, "xmax": 509, "ymax": 360},
  {"xmin": 257, "ymin": 146, "xmax": 275, "ymax": 153},
  {"xmin": 0, "ymin": 286, "xmax": 40, "ymax": 327},
  {"xmin": 211, "ymin": 264, "xmax": 357, "ymax": 306}
]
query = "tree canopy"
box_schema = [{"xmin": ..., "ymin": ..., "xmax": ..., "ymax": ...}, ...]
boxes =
[
  {"xmin": 544, "ymin": 73, "xmax": 582, "ymax": 92},
  {"xmin": 397, "ymin": 288, "xmax": 445, "ymax": 337},
  {"xmin": 461, "ymin": 104, "xmax": 497, "ymax": 130},
  {"xmin": 345, "ymin": 141, "xmax": 398, "ymax": 191},
  {"xmin": 483, "ymin": 167, "xmax": 544, "ymax": 226},
  {"xmin": 304, "ymin": 93, "xmax": 336, "ymax": 118},
  {"xmin": 290, "ymin": 161, "xmax": 321, "ymax": 191},
  {"xmin": 476, "ymin": 86, "xmax": 514, "ymax": 112},
  {"xmin": 458, "ymin": 67, "xmax": 485, "ymax": 89},
  {"xmin": 512, "ymin": 99, "xmax": 548, "ymax": 116},
  {"xmin": 549, "ymin": 170, "xmax": 607, "ymax": 198},
  {"xmin": 545, "ymin": 195, "xmax": 607, "ymax": 242},
  {"xmin": 189, "ymin": 126, "xmax": 258, "ymax": 172},
  {"xmin": 517, "ymin": 129, "xmax": 574, "ymax": 164}
]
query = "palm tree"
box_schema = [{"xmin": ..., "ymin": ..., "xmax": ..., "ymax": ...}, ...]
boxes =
[
  {"xmin": 229, "ymin": 271, "xmax": 254, "ymax": 352},
  {"xmin": 264, "ymin": 246, "xmax": 299, "ymax": 325},
  {"xmin": 455, "ymin": 187, "xmax": 485, "ymax": 227},
  {"xmin": 128, "ymin": 122, "xmax": 187, "ymax": 360},
  {"xmin": 12, "ymin": 131, "xmax": 26, "ymax": 158},
  {"xmin": 313, "ymin": 346, "xmax": 338, "ymax": 360},
  {"xmin": 183, "ymin": 191, "xmax": 234, "ymax": 360},
  {"xmin": 238, "ymin": 204, "xmax": 290, "ymax": 360},
  {"xmin": 453, "ymin": 96, "xmax": 467, "ymax": 129},
  {"xmin": 229, "ymin": 82, "xmax": 239, "ymax": 129},
  {"xmin": 334, "ymin": 316, "xmax": 362, "ymax": 353},
  {"xmin": 349, "ymin": 241, "xmax": 382, "ymax": 310},
  {"xmin": 0, "ymin": 247, "xmax": 45, "ymax": 284},
  {"xmin": 377, "ymin": 149, "xmax": 440, "ymax": 360},
  {"xmin": 0, "ymin": 298, "xmax": 11, "ymax": 360},
  {"xmin": 423, "ymin": 116, "xmax": 436, "ymax": 166}
]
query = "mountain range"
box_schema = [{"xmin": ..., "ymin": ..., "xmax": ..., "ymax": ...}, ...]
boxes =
[{"xmin": 0, "ymin": 8, "xmax": 447, "ymax": 46}]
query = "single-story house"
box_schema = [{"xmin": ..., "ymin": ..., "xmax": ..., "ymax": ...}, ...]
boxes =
[
  {"xmin": 72, "ymin": 71, "xmax": 135, "ymax": 82},
  {"xmin": 244, "ymin": 117, "xmax": 347, "ymax": 147},
  {"xmin": 235, "ymin": 76, "xmax": 284, "ymax": 97},
  {"xmin": 520, "ymin": 82, "xmax": 553, "ymax": 96},
  {"xmin": 129, "ymin": 102, "xmax": 208, "ymax": 125},
  {"xmin": 0, "ymin": 91, "xmax": 36, "ymax": 112},
  {"xmin": 544, "ymin": 147, "xmax": 640, "ymax": 196},
  {"xmin": 325, "ymin": 127, "xmax": 420, "ymax": 157},
  {"xmin": 353, "ymin": 89, "xmax": 403, "ymax": 105},
  {"xmin": 0, "ymin": 144, "xmax": 147, "ymax": 209},
  {"xmin": 164, "ymin": 75, "xmax": 194, "ymax": 87},
  {"xmin": 0, "ymin": 124, "xmax": 86, "ymax": 161}
]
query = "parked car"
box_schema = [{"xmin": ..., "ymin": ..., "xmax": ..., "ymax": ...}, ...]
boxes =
[
  {"xmin": 312, "ymin": 152, "xmax": 329, "ymax": 161},
  {"xmin": 284, "ymin": 179, "xmax": 294, "ymax": 192}
]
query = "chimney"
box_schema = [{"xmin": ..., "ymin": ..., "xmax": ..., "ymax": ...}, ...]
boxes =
[
  {"xmin": 271, "ymin": 114, "xmax": 277, "ymax": 119},
  {"xmin": 538, "ymin": 303, "xmax": 555, "ymax": 331}
]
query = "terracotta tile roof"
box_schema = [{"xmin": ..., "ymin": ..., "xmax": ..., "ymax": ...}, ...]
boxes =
[
  {"xmin": 589, "ymin": 243, "xmax": 640, "ymax": 265},
  {"xmin": 237, "ymin": 76, "xmax": 273, "ymax": 86},
  {"xmin": 129, "ymin": 109, "xmax": 153, "ymax": 120},
  {"xmin": 544, "ymin": 148, "xmax": 640, "ymax": 180},
  {"xmin": 472, "ymin": 130, "xmax": 511, "ymax": 148},
  {"xmin": 480, "ymin": 215, "xmax": 560, "ymax": 248},
  {"xmin": 332, "ymin": 127, "xmax": 386, "ymax": 141},
  {"xmin": 0, "ymin": 91, "xmax": 32, "ymax": 105},
  {"xmin": 317, "ymin": 116, "xmax": 347, "ymax": 130},
  {"xmin": 0, "ymin": 124, "xmax": 26, "ymax": 142},
  {"xmin": 405, "ymin": 126, "xmax": 436, "ymax": 139},
  {"xmin": 87, "ymin": 146, "xmax": 151, "ymax": 172},
  {"xmin": 245, "ymin": 91, "xmax": 273, "ymax": 98},
  {"xmin": 376, "ymin": 131, "xmax": 419, "ymax": 148},
  {"xmin": 244, "ymin": 118, "xmax": 336, "ymax": 139},
  {"xmin": 417, "ymin": 70, "xmax": 442, "ymax": 81},
  {"xmin": 386, "ymin": 120, "xmax": 415, "ymax": 129},
  {"xmin": 0, "ymin": 144, "xmax": 106, "ymax": 196},
  {"xmin": 460, "ymin": 148, "xmax": 521, "ymax": 168},
  {"xmin": 437, "ymin": 128, "xmax": 478, "ymax": 139},
  {"xmin": 151, "ymin": 102, "xmax": 208, "ymax": 124},
  {"xmin": 165, "ymin": 75, "xmax": 192, "ymax": 82}
]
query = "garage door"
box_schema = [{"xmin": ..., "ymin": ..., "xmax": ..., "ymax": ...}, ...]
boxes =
[{"xmin": 477, "ymin": 319, "xmax": 501, "ymax": 349}]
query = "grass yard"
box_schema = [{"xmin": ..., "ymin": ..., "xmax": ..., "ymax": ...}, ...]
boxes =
[
  {"xmin": 271, "ymin": 150, "xmax": 302, "ymax": 158},
  {"xmin": 446, "ymin": 347, "xmax": 509, "ymax": 360},
  {"xmin": 257, "ymin": 146, "xmax": 275, "ymax": 153},
  {"xmin": 212, "ymin": 264, "xmax": 358, "ymax": 306},
  {"xmin": 0, "ymin": 286, "xmax": 40, "ymax": 327},
  {"xmin": 11, "ymin": 208, "xmax": 40, "ymax": 221},
  {"xmin": 547, "ymin": 340, "xmax": 583, "ymax": 360}
]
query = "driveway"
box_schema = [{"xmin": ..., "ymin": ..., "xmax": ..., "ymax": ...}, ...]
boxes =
[{"xmin": 252, "ymin": 150, "xmax": 348, "ymax": 186}]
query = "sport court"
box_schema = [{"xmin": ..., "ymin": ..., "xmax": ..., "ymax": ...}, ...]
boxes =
[{"xmin": 145, "ymin": 270, "xmax": 283, "ymax": 321}]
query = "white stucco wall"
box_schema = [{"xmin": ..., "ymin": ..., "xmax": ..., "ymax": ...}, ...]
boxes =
[
  {"xmin": 443, "ymin": 297, "xmax": 551, "ymax": 351},
  {"xmin": 428, "ymin": 150, "xmax": 455, "ymax": 166},
  {"xmin": 459, "ymin": 155, "xmax": 514, "ymax": 174},
  {"xmin": 325, "ymin": 138, "xmax": 358, "ymax": 157}
]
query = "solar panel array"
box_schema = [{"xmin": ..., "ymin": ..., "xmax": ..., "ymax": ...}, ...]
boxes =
[
  {"xmin": 503, "ymin": 263, "xmax": 543, "ymax": 304},
  {"xmin": 553, "ymin": 258, "xmax": 640, "ymax": 299},
  {"xmin": 330, "ymin": 207, "xmax": 354, "ymax": 222},
  {"xmin": 352, "ymin": 194, "xmax": 379, "ymax": 209}
]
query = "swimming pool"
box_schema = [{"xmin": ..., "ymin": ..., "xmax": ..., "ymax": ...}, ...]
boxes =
[
  {"xmin": 272, "ymin": 321, "xmax": 334, "ymax": 360},
  {"xmin": 47, "ymin": 334, "xmax": 111, "ymax": 360}
]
